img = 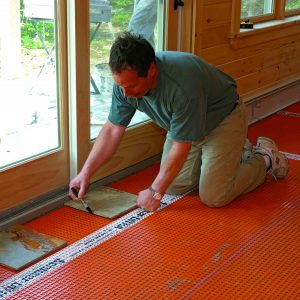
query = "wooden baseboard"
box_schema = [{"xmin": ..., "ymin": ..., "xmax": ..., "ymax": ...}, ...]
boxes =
[{"xmin": 245, "ymin": 80, "xmax": 300, "ymax": 124}]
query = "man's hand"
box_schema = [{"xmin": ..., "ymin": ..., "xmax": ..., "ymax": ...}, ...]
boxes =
[
  {"xmin": 136, "ymin": 189, "xmax": 161, "ymax": 212},
  {"xmin": 69, "ymin": 171, "xmax": 90, "ymax": 200},
  {"xmin": 68, "ymin": 121, "xmax": 126, "ymax": 201}
]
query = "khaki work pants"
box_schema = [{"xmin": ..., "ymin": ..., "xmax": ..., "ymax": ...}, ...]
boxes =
[{"xmin": 161, "ymin": 101, "xmax": 267, "ymax": 207}]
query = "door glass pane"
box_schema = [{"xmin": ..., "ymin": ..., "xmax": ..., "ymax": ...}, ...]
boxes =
[
  {"xmin": 241, "ymin": 0, "xmax": 274, "ymax": 18},
  {"xmin": 285, "ymin": 0, "xmax": 300, "ymax": 11},
  {"xmin": 0, "ymin": 0, "xmax": 59, "ymax": 169},
  {"xmin": 90, "ymin": 0, "xmax": 164, "ymax": 140}
]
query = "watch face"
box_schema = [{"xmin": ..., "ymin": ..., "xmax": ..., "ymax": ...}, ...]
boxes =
[
  {"xmin": 153, "ymin": 192, "xmax": 162, "ymax": 200},
  {"xmin": 149, "ymin": 187, "xmax": 162, "ymax": 200}
]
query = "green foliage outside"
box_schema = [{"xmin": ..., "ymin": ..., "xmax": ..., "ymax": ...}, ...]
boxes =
[
  {"xmin": 110, "ymin": 0, "xmax": 133, "ymax": 28},
  {"xmin": 285, "ymin": 0, "xmax": 300, "ymax": 9},
  {"xmin": 20, "ymin": 0, "xmax": 55, "ymax": 49}
]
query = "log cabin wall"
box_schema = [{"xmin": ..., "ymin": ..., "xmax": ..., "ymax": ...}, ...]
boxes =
[{"xmin": 188, "ymin": 0, "xmax": 300, "ymax": 117}]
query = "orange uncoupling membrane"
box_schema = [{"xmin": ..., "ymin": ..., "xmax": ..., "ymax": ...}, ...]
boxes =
[
  {"xmin": 1, "ymin": 114, "xmax": 300, "ymax": 299},
  {"xmin": 248, "ymin": 112, "xmax": 300, "ymax": 155},
  {"xmin": 282, "ymin": 101, "xmax": 300, "ymax": 113},
  {"xmin": 1, "ymin": 157, "xmax": 299, "ymax": 299}
]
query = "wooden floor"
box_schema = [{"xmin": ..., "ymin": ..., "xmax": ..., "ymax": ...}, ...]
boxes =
[{"xmin": 0, "ymin": 102, "xmax": 300, "ymax": 299}]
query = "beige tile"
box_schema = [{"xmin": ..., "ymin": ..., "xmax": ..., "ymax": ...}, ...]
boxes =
[
  {"xmin": 65, "ymin": 186, "xmax": 137, "ymax": 219},
  {"xmin": 0, "ymin": 225, "xmax": 67, "ymax": 270}
]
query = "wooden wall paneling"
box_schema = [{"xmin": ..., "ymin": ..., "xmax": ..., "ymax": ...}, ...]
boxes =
[
  {"xmin": 262, "ymin": 42, "xmax": 300, "ymax": 69},
  {"xmin": 236, "ymin": 65, "xmax": 282, "ymax": 96},
  {"xmin": 91, "ymin": 123, "xmax": 166, "ymax": 181},
  {"xmin": 219, "ymin": 54, "xmax": 265, "ymax": 78},
  {"xmin": 201, "ymin": 23, "xmax": 231, "ymax": 48},
  {"xmin": 278, "ymin": 55, "xmax": 300, "ymax": 78},
  {"xmin": 202, "ymin": 2, "xmax": 232, "ymax": 28},
  {"xmin": 219, "ymin": 41, "xmax": 300, "ymax": 78},
  {"xmin": 236, "ymin": 56, "xmax": 300, "ymax": 97},
  {"xmin": 200, "ymin": 33, "xmax": 300, "ymax": 66},
  {"xmin": 193, "ymin": 1, "xmax": 204, "ymax": 56},
  {"xmin": 197, "ymin": 43, "xmax": 232, "ymax": 64}
]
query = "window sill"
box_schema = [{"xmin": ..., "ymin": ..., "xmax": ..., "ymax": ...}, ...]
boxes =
[{"xmin": 229, "ymin": 15, "xmax": 300, "ymax": 49}]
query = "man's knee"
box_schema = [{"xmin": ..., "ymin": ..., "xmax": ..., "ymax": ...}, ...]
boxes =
[
  {"xmin": 166, "ymin": 179, "xmax": 198, "ymax": 195},
  {"xmin": 199, "ymin": 190, "xmax": 232, "ymax": 208},
  {"xmin": 166, "ymin": 185, "xmax": 194, "ymax": 195}
]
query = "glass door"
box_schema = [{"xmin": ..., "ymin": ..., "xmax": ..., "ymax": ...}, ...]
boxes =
[
  {"xmin": 86, "ymin": 0, "xmax": 167, "ymax": 181},
  {"xmin": 0, "ymin": 0, "xmax": 185, "ymax": 213},
  {"xmin": 89, "ymin": 0, "xmax": 165, "ymax": 140},
  {"xmin": 0, "ymin": 0, "xmax": 68, "ymax": 211}
]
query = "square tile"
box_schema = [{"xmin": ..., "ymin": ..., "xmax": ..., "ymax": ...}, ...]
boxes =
[
  {"xmin": 0, "ymin": 225, "xmax": 67, "ymax": 270},
  {"xmin": 65, "ymin": 186, "xmax": 137, "ymax": 218}
]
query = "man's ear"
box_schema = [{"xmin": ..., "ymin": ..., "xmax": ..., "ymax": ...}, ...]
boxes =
[{"xmin": 148, "ymin": 62, "xmax": 157, "ymax": 76}]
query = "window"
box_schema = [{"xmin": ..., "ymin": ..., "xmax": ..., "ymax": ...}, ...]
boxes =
[
  {"xmin": 285, "ymin": 0, "xmax": 300, "ymax": 15},
  {"xmin": 230, "ymin": 0, "xmax": 300, "ymax": 47},
  {"xmin": 240, "ymin": 0, "xmax": 300, "ymax": 22},
  {"xmin": 89, "ymin": 0, "xmax": 165, "ymax": 140},
  {"xmin": 241, "ymin": 0, "xmax": 274, "ymax": 20},
  {"xmin": 0, "ymin": 0, "xmax": 60, "ymax": 170},
  {"xmin": 0, "ymin": 0, "xmax": 69, "ymax": 211}
]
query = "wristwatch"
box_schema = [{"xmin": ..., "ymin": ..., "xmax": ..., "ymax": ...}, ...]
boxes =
[{"xmin": 149, "ymin": 186, "xmax": 163, "ymax": 201}]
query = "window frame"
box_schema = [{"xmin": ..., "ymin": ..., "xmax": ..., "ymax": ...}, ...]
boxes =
[
  {"xmin": 240, "ymin": 0, "xmax": 275, "ymax": 23},
  {"xmin": 229, "ymin": 0, "xmax": 300, "ymax": 48},
  {"xmin": 240, "ymin": 0, "xmax": 300, "ymax": 23}
]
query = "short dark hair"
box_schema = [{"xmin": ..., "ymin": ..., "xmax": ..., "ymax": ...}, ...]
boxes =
[{"xmin": 109, "ymin": 31, "xmax": 155, "ymax": 77}]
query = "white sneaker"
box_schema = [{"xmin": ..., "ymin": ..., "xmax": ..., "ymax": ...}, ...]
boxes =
[{"xmin": 255, "ymin": 137, "xmax": 289, "ymax": 179}]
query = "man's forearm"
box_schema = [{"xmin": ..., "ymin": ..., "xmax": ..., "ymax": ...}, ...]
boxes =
[{"xmin": 81, "ymin": 121, "xmax": 126, "ymax": 176}]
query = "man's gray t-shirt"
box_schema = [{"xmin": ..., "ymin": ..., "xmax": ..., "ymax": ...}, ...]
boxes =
[{"xmin": 108, "ymin": 51, "xmax": 237, "ymax": 142}]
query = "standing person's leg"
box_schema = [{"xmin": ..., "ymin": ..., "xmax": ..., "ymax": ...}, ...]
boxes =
[{"xmin": 199, "ymin": 101, "xmax": 266, "ymax": 207}]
